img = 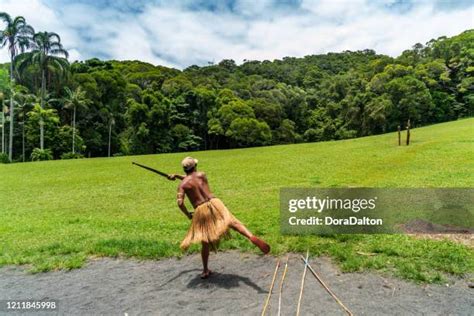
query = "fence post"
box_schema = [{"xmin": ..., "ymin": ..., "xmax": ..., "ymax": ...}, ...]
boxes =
[
  {"xmin": 406, "ymin": 119, "xmax": 411, "ymax": 146},
  {"xmin": 398, "ymin": 125, "xmax": 401, "ymax": 146}
]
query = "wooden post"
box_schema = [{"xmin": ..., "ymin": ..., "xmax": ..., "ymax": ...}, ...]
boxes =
[
  {"xmin": 406, "ymin": 119, "xmax": 411, "ymax": 146},
  {"xmin": 397, "ymin": 125, "xmax": 401, "ymax": 146}
]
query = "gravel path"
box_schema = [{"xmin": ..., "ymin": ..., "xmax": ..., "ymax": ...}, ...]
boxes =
[{"xmin": 0, "ymin": 252, "xmax": 472, "ymax": 315}]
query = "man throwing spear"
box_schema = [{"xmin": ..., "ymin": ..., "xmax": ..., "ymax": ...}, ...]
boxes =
[{"xmin": 168, "ymin": 157, "xmax": 270, "ymax": 279}]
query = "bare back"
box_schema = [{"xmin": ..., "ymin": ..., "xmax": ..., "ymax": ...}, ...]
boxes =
[{"xmin": 178, "ymin": 171, "xmax": 215, "ymax": 208}]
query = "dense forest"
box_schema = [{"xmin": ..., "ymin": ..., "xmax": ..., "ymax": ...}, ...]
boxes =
[{"xmin": 0, "ymin": 12, "xmax": 472, "ymax": 162}]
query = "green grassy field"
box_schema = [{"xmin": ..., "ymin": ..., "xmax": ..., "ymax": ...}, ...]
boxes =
[{"xmin": 1, "ymin": 118, "xmax": 473, "ymax": 282}]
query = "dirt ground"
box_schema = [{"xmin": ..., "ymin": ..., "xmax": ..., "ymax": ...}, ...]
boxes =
[
  {"xmin": 0, "ymin": 252, "xmax": 472, "ymax": 316},
  {"xmin": 399, "ymin": 219, "xmax": 474, "ymax": 247}
]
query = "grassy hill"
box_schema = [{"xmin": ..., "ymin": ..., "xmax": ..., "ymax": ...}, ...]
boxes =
[{"xmin": 0, "ymin": 118, "xmax": 473, "ymax": 281}]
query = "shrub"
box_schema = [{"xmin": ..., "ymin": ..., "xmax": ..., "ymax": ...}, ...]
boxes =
[
  {"xmin": 30, "ymin": 148, "xmax": 53, "ymax": 161},
  {"xmin": 226, "ymin": 118, "xmax": 272, "ymax": 147},
  {"xmin": 0, "ymin": 152, "xmax": 9, "ymax": 164},
  {"xmin": 60, "ymin": 152, "xmax": 84, "ymax": 160}
]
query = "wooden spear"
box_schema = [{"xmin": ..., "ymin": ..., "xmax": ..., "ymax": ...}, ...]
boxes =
[
  {"xmin": 300, "ymin": 256, "xmax": 353, "ymax": 316},
  {"xmin": 261, "ymin": 258, "xmax": 281, "ymax": 316},
  {"xmin": 277, "ymin": 255, "xmax": 290, "ymax": 316},
  {"xmin": 296, "ymin": 250, "xmax": 309, "ymax": 316}
]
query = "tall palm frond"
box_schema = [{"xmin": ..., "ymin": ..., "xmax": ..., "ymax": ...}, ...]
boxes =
[
  {"xmin": 12, "ymin": 30, "xmax": 69, "ymax": 149},
  {"xmin": 63, "ymin": 86, "xmax": 90, "ymax": 153},
  {"xmin": 0, "ymin": 12, "xmax": 34, "ymax": 160}
]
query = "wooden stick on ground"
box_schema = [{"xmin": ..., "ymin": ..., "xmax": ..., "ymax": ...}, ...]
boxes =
[
  {"xmin": 300, "ymin": 256, "xmax": 354, "ymax": 316},
  {"xmin": 277, "ymin": 255, "xmax": 290, "ymax": 316},
  {"xmin": 261, "ymin": 258, "xmax": 281, "ymax": 316},
  {"xmin": 296, "ymin": 250, "xmax": 309, "ymax": 316}
]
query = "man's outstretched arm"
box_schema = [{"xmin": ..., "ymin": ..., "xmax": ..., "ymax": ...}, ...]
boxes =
[
  {"xmin": 168, "ymin": 174, "xmax": 185, "ymax": 181},
  {"xmin": 177, "ymin": 185, "xmax": 193, "ymax": 219}
]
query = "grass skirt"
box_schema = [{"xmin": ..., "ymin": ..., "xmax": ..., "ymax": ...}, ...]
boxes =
[{"xmin": 180, "ymin": 198, "xmax": 237, "ymax": 250}]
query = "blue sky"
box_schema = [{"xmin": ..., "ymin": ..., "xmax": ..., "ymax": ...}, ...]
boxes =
[{"xmin": 0, "ymin": 0, "xmax": 473, "ymax": 68}]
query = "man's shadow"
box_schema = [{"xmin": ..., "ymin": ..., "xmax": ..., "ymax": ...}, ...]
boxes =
[
  {"xmin": 187, "ymin": 271, "xmax": 266, "ymax": 293},
  {"xmin": 158, "ymin": 269, "xmax": 266, "ymax": 293},
  {"xmin": 158, "ymin": 269, "xmax": 200, "ymax": 288}
]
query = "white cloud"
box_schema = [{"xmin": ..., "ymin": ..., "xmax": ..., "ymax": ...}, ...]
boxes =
[
  {"xmin": 0, "ymin": 0, "xmax": 472, "ymax": 68},
  {"xmin": 301, "ymin": 0, "xmax": 371, "ymax": 18}
]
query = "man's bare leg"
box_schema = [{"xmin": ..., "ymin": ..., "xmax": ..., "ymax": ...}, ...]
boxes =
[
  {"xmin": 201, "ymin": 242, "xmax": 211, "ymax": 279},
  {"xmin": 230, "ymin": 221, "xmax": 253, "ymax": 238},
  {"xmin": 231, "ymin": 221, "xmax": 270, "ymax": 254}
]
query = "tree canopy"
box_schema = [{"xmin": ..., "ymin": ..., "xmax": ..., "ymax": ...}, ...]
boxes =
[{"xmin": 0, "ymin": 18, "xmax": 472, "ymax": 161}]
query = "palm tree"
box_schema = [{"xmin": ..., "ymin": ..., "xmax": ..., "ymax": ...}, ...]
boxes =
[
  {"xmin": 15, "ymin": 31, "xmax": 68, "ymax": 150},
  {"xmin": 0, "ymin": 12, "xmax": 34, "ymax": 161},
  {"xmin": 1, "ymin": 94, "xmax": 5, "ymax": 154},
  {"xmin": 63, "ymin": 86, "xmax": 90, "ymax": 154},
  {"xmin": 28, "ymin": 101, "xmax": 59, "ymax": 149},
  {"xmin": 13, "ymin": 86, "xmax": 34, "ymax": 161}
]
